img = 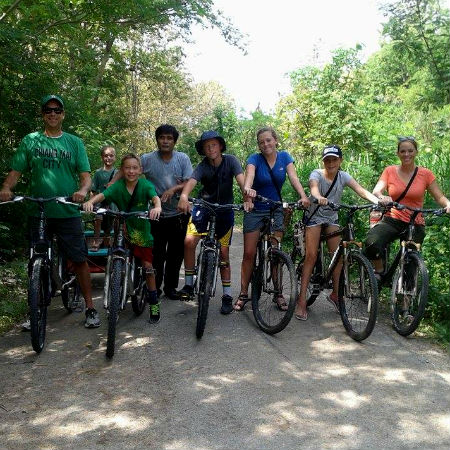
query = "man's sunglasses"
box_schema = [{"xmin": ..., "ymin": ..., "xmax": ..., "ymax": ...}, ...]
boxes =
[{"xmin": 43, "ymin": 107, "xmax": 64, "ymax": 115}]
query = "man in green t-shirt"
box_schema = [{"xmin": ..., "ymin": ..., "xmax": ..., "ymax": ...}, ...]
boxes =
[{"xmin": 0, "ymin": 94, "xmax": 101, "ymax": 329}]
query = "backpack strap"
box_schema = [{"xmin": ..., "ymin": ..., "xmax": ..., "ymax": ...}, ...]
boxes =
[
  {"xmin": 259, "ymin": 154, "xmax": 283, "ymax": 201},
  {"xmin": 126, "ymin": 180, "xmax": 140, "ymax": 212}
]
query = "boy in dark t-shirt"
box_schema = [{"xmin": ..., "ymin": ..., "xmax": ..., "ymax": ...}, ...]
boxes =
[
  {"xmin": 177, "ymin": 131, "xmax": 245, "ymax": 314},
  {"xmin": 83, "ymin": 153, "xmax": 163, "ymax": 323}
]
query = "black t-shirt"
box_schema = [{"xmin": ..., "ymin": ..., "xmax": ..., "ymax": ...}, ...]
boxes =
[{"xmin": 191, "ymin": 154, "xmax": 243, "ymax": 204}]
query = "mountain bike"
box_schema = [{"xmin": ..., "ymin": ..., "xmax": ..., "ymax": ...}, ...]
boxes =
[
  {"xmin": 250, "ymin": 196, "xmax": 299, "ymax": 335},
  {"xmin": 185, "ymin": 198, "xmax": 243, "ymax": 339},
  {"xmin": 0, "ymin": 196, "xmax": 81, "ymax": 353},
  {"xmin": 291, "ymin": 201, "xmax": 378, "ymax": 341},
  {"xmin": 376, "ymin": 203, "xmax": 447, "ymax": 336},
  {"xmin": 93, "ymin": 207, "xmax": 149, "ymax": 358}
]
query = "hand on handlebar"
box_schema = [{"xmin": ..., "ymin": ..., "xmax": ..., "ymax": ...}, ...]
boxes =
[
  {"xmin": 82, "ymin": 201, "xmax": 95, "ymax": 212},
  {"xmin": 243, "ymin": 200, "xmax": 254, "ymax": 212},
  {"xmin": 244, "ymin": 187, "xmax": 256, "ymax": 198},
  {"xmin": 314, "ymin": 195, "xmax": 328, "ymax": 206},
  {"xmin": 298, "ymin": 197, "xmax": 310, "ymax": 208},
  {"xmin": 149, "ymin": 206, "xmax": 162, "ymax": 221},
  {"xmin": 0, "ymin": 187, "xmax": 13, "ymax": 202},
  {"xmin": 377, "ymin": 195, "xmax": 393, "ymax": 207}
]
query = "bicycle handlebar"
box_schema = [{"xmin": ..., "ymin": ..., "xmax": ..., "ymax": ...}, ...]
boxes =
[
  {"xmin": 371, "ymin": 201, "xmax": 447, "ymax": 216},
  {"xmin": 188, "ymin": 197, "xmax": 244, "ymax": 212},
  {"xmin": 255, "ymin": 195, "xmax": 307, "ymax": 210},
  {"xmin": 0, "ymin": 195, "xmax": 60, "ymax": 205}
]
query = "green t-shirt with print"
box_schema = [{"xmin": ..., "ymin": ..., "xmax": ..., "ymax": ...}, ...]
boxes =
[
  {"xmin": 10, "ymin": 131, "xmax": 90, "ymax": 218},
  {"xmin": 92, "ymin": 168, "xmax": 117, "ymax": 193},
  {"xmin": 103, "ymin": 178, "xmax": 157, "ymax": 248}
]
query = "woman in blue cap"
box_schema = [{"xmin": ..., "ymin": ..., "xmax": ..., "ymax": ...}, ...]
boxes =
[{"xmin": 177, "ymin": 130, "xmax": 246, "ymax": 314}]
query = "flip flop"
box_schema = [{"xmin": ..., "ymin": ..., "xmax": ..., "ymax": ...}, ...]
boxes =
[{"xmin": 295, "ymin": 312, "xmax": 308, "ymax": 321}]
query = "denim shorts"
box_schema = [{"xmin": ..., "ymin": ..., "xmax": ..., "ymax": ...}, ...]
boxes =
[
  {"xmin": 243, "ymin": 208, "xmax": 284, "ymax": 234},
  {"xmin": 306, "ymin": 219, "xmax": 339, "ymax": 228}
]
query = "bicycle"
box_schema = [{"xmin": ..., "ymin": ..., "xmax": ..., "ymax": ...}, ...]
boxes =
[
  {"xmin": 290, "ymin": 201, "xmax": 379, "ymax": 341},
  {"xmin": 375, "ymin": 203, "xmax": 447, "ymax": 336},
  {"xmin": 0, "ymin": 196, "xmax": 81, "ymax": 353},
  {"xmin": 250, "ymin": 195, "xmax": 299, "ymax": 335},
  {"xmin": 183, "ymin": 198, "xmax": 243, "ymax": 339}
]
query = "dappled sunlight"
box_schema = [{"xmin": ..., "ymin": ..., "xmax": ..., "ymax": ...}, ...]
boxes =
[
  {"xmin": 383, "ymin": 368, "xmax": 409, "ymax": 383},
  {"xmin": 321, "ymin": 390, "xmax": 370, "ymax": 409},
  {"xmin": 437, "ymin": 371, "xmax": 450, "ymax": 383},
  {"xmin": 200, "ymin": 393, "xmax": 222, "ymax": 403},
  {"xmin": 30, "ymin": 407, "xmax": 153, "ymax": 436},
  {"xmin": 433, "ymin": 413, "xmax": 450, "ymax": 433},
  {"xmin": 120, "ymin": 336, "xmax": 153, "ymax": 349},
  {"xmin": 310, "ymin": 335, "xmax": 360, "ymax": 357}
]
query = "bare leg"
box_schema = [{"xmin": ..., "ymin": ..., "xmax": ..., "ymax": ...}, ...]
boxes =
[
  {"xmin": 72, "ymin": 261, "xmax": 94, "ymax": 309},
  {"xmin": 295, "ymin": 225, "xmax": 321, "ymax": 318}
]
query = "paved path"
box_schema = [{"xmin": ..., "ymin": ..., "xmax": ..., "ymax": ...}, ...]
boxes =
[{"xmin": 1, "ymin": 231, "xmax": 449, "ymax": 450}]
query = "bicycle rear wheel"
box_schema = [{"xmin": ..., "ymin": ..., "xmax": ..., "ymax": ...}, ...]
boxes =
[
  {"xmin": 338, "ymin": 251, "xmax": 378, "ymax": 341},
  {"xmin": 29, "ymin": 258, "xmax": 48, "ymax": 353},
  {"xmin": 196, "ymin": 250, "xmax": 215, "ymax": 339},
  {"xmin": 252, "ymin": 247, "xmax": 297, "ymax": 335},
  {"xmin": 106, "ymin": 259, "xmax": 124, "ymax": 358},
  {"xmin": 391, "ymin": 252, "xmax": 428, "ymax": 336}
]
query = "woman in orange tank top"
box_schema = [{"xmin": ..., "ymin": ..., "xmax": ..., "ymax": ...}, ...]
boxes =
[{"xmin": 364, "ymin": 137, "xmax": 450, "ymax": 276}]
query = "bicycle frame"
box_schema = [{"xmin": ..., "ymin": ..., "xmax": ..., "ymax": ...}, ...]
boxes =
[{"xmin": 193, "ymin": 210, "xmax": 221, "ymax": 298}]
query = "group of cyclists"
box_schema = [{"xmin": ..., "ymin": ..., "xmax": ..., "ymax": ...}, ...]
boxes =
[{"xmin": 1, "ymin": 94, "xmax": 449, "ymax": 332}]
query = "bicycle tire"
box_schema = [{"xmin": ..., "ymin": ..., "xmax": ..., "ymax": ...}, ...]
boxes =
[
  {"xmin": 29, "ymin": 258, "xmax": 48, "ymax": 353},
  {"xmin": 106, "ymin": 258, "xmax": 124, "ymax": 358},
  {"xmin": 391, "ymin": 252, "xmax": 428, "ymax": 336},
  {"xmin": 131, "ymin": 265, "xmax": 146, "ymax": 316},
  {"xmin": 338, "ymin": 251, "xmax": 378, "ymax": 341},
  {"xmin": 196, "ymin": 250, "xmax": 215, "ymax": 339},
  {"xmin": 252, "ymin": 247, "xmax": 297, "ymax": 335}
]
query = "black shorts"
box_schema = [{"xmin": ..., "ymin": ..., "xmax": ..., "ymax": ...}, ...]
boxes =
[
  {"xmin": 364, "ymin": 216, "xmax": 425, "ymax": 260},
  {"xmin": 29, "ymin": 216, "xmax": 88, "ymax": 263}
]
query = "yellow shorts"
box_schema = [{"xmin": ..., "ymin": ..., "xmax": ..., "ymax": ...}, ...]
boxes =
[{"xmin": 186, "ymin": 217, "xmax": 233, "ymax": 247}]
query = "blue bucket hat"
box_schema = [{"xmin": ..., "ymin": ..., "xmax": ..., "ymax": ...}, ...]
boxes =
[
  {"xmin": 195, "ymin": 130, "xmax": 226, "ymax": 156},
  {"xmin": 41, "ymin": 94, "xmax": 64, "ymax": 110}
]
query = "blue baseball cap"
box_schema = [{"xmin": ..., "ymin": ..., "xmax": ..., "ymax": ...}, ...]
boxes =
[{"xmin": 195, "ymin": 130, "xmax": 226, "ymax": 155}]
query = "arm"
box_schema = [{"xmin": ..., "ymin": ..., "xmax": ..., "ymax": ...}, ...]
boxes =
[
  {"xmin": 235, "ymin": 173, "xmax": 246, "ymax": 196},
  {"xmin": 73, "ymin": 172, "xmax": 91, "ymax": 203},
  {"xmin": 310, "ymin": 179, "xmax": 328, "ymax": 205},
  {"xmin": 427, "ymin": 180, "xmax": 450, "ymax": 213},
  {"xmin": 177, "ymin": 178, "xmax": 197, "ymax": 213},
  {"xmin": 0, "ymin": 170, "xmax": 21, "ymax": 201},
  {"xmin": 83, "ymin": 193, "xmax": 105, "ymax": 212},
  {"xmin": 243, "ymin": 165, "xmax": 256, "ymax": 211},
  {"xmin": 149, "ymin": 195, "xmax": 162, "ymax": 220},
  {"xmin": 347, "ymin": 178, "xmax": 379, "ymax": 204},
  {"xmin": 372, "ymin": 178, "xmax": 392, "ymax": 204},
  {"xmin": 161, "ymin": 181, "xmax": 187, "ymax": 203},
  {"xmin": 286, "ymin": 163, "xmax": 310, "ymax": 207},
  {"xmin": 106, "ymin": 168, "xmax": 124, "ymax": 188}
]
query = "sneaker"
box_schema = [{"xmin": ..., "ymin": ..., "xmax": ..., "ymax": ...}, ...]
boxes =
[
  {"xmin": 149, "ymin": 302, "xmax": 161, "ymax": 324},
  {"xmin": 220, "ymin": 295, "xmax": 233, "ymax": 315},
  {"xmin": 84, "ymin": 308, "xmax": 101, "ymax": 328},
  {"xmin": 178, "ymin": 284, "xmax": 194, "ymax": 301},
  {"xmin": 164, "ymin": 287, "xmax": 181, "ymax": 300},
  {"xmin": 21, "ymin": 319, "xmax": 31, "ymax": 331}
]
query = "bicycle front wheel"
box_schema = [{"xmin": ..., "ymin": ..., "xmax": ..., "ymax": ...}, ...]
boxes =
[
  {"xmin": 106, "ymin": 259, "xmax": 124, "ymax": 358},
  {"xmin": 252, "ymin": 248, "xmax": 297, "ymax": 335},
  {"xmin": 29, "ymin": 258, "xmax": 48, "ymax": 353},
  {"xmin": 391, "ymin": 252, "xmax": 428, "ymax": 336},
  {"xmin": 196, "ymin": 250, "xmax": 215, "ymax": 339},
  {"xmin": 338, "ymin": 251, "xmax": 378, "ymax": 341}
]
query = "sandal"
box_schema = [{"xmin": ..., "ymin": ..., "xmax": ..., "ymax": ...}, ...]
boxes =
[
  {"xmin": 233, "ymin": 294, "xmax": 250, "ymax": 311},
  {"xmin": 90, "ymin": 239, "xmax": 103, "ymax": 252},
  {"xmin": 274, "ymin": 295, "xmax": 288, "ymax": 311}
]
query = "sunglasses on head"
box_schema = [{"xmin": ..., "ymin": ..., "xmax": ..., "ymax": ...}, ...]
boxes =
[
  {"xmin": 43, "ymin": 107, "xmax": 64, "ymax": 115},
  {"xmin": 397, "ymin": 136, "xmax": 415, "ymax": 142}
]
